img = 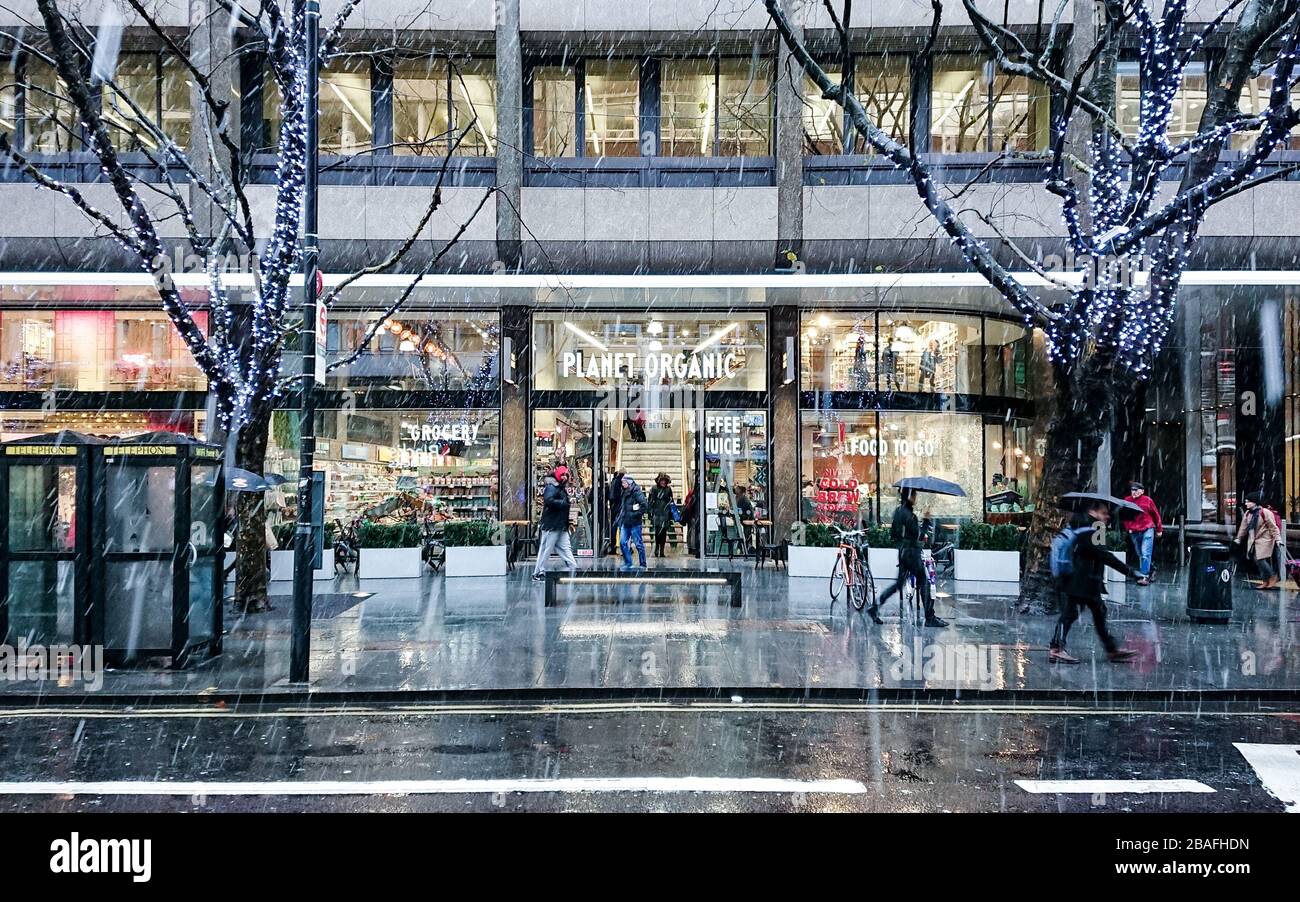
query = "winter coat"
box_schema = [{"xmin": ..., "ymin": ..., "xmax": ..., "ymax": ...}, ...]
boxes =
[
  {"xmin": 1124, "ymin": 494, "xmax": 1163, "ymax": 533},
  {"xmin": 1235, "ymin": 506, "xmax": 1281, "ymax": 562},
  {"xmin": 618, "ymin": 481, "xmax": 648, "ymax": 528},
  {"xmin": 648, "ymin": 484, "xmax": 674, "ymax": 527},
  {"xmin": 607, "ymin": 474, "xmax": 624, "ymax": 517},
  {"xmin": 539, "ymin": 478, "xmax": 571, "ymax": 532},
  {"xmin": 1061, "ymin": 512, "xmax": 1134, "ymax": 599}
]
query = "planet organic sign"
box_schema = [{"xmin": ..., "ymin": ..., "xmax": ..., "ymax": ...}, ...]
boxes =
[{"xmin": 560, "ymin": 350, "xmax": 740, "ymax": 383}]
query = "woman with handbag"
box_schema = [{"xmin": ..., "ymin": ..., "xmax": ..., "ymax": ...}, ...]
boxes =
[
  {"xmin": 1235, "ymin": 493, "xmax": 1282, "ymax": 590},
  {"xmin": 648, "ymin": 473, "xmax": 677, "ymax": 557}
]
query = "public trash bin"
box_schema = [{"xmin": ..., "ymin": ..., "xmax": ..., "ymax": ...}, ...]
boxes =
[{"xmin": 1187, "ymin": 542, "xmax": 1233, "ymax": 623}]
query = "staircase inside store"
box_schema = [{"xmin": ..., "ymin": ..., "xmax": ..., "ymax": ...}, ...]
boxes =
[{"xmin": 618, "ymin": 441, "xmax": 686, "ymax": 500}]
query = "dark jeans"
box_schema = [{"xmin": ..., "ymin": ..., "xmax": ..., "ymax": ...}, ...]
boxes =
[
  {"xmin": 653, "ymin": 520, "xmax": 676, "ymax": 555},
  {"xmin": 1051, "ymin": 593, "xmax": 1119, "ymax": 653},
  {"xmin": 876, "ymin": 549, "xmax": 934, "ymax": 618}
]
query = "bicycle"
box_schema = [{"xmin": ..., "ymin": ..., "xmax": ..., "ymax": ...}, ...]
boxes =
[{"xmin": 828, "ymin": 526, "xmax": 877, "ymax": 613}]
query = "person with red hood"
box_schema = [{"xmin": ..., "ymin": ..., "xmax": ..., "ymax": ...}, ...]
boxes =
[
  {"xmin": 1124, "ymin": 482, "xmax": 1163, "ymax": 586},
  {"xmin": 533, "ymin": 465, "xmax": 577, "ymax": 581}
]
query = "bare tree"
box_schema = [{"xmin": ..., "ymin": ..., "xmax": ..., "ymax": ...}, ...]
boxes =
[
  {"xmin": 767, "ymin": 0, "xmax": 1300, "ymax": 608},
  {"xmin": 0, "ymin": 1, "xmax": 496, "ymax": 611}
]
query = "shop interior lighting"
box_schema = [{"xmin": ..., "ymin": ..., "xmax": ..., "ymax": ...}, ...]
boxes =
[
  {"xmin": 817, "ymin": 314, "xmax": 831, "ymax": 328},
  {"xmin": 326, "ymin": 80, "xmax": 373, "ymax": 135},
  {"xmin": 692, "ymin": 322, "xmax": 739, "ymax": 354},
  {"xmin": 562, "ymin": 321, "xmax": 609, "ymax": 352},
  {"xmin": 647, "ymin": 320, "xmax": 663, "ymax": 335}
]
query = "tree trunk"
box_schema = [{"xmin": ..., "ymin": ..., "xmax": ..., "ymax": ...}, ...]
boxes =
[
  {"xmin": 1019, "ymin": 355, "xmax": 1115, "ymax": 613},
  {"xmin": 234, "ymin": 401, "xmax": 274, "ymax": 613}
]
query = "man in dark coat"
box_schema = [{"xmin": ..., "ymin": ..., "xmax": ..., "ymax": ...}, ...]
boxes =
[
  {"xmin": 605, "ymin": 470, "xmax": 624, "ymax": 555},
  {"xmin": 870, "ymin": 489, "xmax": 946, "ymax": 627},
  {"xmin": 533, "ymin": 465, "xmax": 577, "ymax": 580},
  {"xmin": 1049, "ymin": 502, "xmax": 1139, "ymax": 663},
  {"xmin": 618, "ymin": 475, "xmax": 648, "ymax": 568}
]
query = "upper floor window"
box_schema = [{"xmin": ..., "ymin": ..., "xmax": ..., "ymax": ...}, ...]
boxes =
[
  {"xmin": 103, "ymin": 52, "xmax": 192, "ymax": 153},
  {"xmin": 531, "ymin": 64, "xmax": 576, "ymax": 157},
  {"xmin": 1234, "ymin": 70, "xmax": 1300, "ymax": 150},
  {"xmin": 1116, "ymin": 61, "xmax": 1206, "ymax": 144},
  {"xmin": 8, "ymin": 56, "xmax": 80, "ymax": 152},
  {"xmin": 932, "ymin": 56, "xmax": 1048, "ymax": 153},
  {"xmin": 584, "ymin": 60, "xmax": 639, "ymax": 156},
  {"xmin": 393, "ymin": 57, "xmax": 496, "ymax": 156},
  {"xmin": 662, "ymin": 56, "xmax": 773, "ymax": 156},
  {"xmin": 803, "ymin": 54, "xmax": 909, "ymax": 154},
  {"xmin": 262, "ymin": 58, "xmax": 371, "ymax": 154}
]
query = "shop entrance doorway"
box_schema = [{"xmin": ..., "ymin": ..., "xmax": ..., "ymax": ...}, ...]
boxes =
[{"xmin": 597, "ymin": 408, "xmax": 696, "ymax": 561}]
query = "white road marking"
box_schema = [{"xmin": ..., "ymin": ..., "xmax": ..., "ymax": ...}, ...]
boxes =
[
  {"xmin": 1233, "ymin": 742, "xmax": 1300, "ymax": 813},
  {"xmin": 1015, "ymin": 779, "xmax": 1214, "ymax": 794},
  {"xmin": 0, "ymin": 777, "xmax": 868, "ymax": 797}
]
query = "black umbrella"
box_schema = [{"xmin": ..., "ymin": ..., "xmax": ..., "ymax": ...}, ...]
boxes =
[
  {"xmin": 986, "ymin": 489, "xmax": 1024, "ymax": 505},
  {"xmin": 1061, "ymin": 491, "xmax": 1142, "ymax": 514},
  {"xmin": 263, "ymin": 473, "xmax": 289, "ymax": 486},
  {"xmin": 894, "ymin": 476, "xmax": 967, "ymax": 497},
  {"xmin": 225, "ymin": 467, "xmax": 269, "ymax": 492}
]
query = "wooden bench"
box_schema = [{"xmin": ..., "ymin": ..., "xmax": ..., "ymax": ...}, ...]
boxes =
[{"xmin": 543, "ymin": 569, "xmax": 742, "ymax": 608}]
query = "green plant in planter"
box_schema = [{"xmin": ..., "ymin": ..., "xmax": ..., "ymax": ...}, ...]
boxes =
[
  {"xmin": 865, "ymin": 524, "xmax": 897, "ymax": 549},
  {"xmin": 799, "ymin": 522, "xmax": 840, "ymax": 548},
  {"xmin": 443, "ymin": 519, "xmax": 498, "ymax": 547},
  {"xmin": 357, "ymin": 520, "xmax": 422, "ymax": 549},
  {"xmin": 958, "ymin": 523, "xmax": 1025, "ymax": 552},
  {"xmin": 272, "ymin": 521, "xmax": 337, "ymax": 550},
  {"xmin": 1105, "ymin": 530, "xmax": 1128, "ymax": 553}
]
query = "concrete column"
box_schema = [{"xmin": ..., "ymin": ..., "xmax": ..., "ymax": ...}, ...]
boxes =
[
  {"xmin": 768, "ymin": 302, "xmax": 800, "ymax": 539},
  {"xmin": 775, "ymin": 0, "xmax": 805, "ymax": 267},
  {"xmin": 499, "ymin": 298, "xmax": 531, "ymax": 521},
  {"xmin": 495, "ymin": 0, "xmax": 523, "ymax": 269},
  {"xmin": 1182, "ymin": 292, "xmax": 1203, "ymax": 523},
  {"xmin": 191, "ymin": 0, "xmax": 239, "ymax": 247}
]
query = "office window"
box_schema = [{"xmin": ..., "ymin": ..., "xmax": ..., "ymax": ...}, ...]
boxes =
[
  {"xmin": 1116, "ymin": 62, "xmax": 1207, "ymax": 144},
  {"xmin": 584, "ymin": 60, "xmax": 639, "ymax": 157},
  {"xmin": 803, "ymin": 55, "xmax": 909, "ymax": 154},
  {"xmin": 102, "ymin": 53, "xmax": 191, "ymax": 152},
  {"xmin": 718, "ymin": 57, "xmax": 772, "ymax": 156},
  {"xmin": 662, "ymin": 59, "xmax": 715, "ymax": 155},
  {"xmin": 531, "ymin": 65, "xmax": 577, "ymax": 157},
  {"xmin": 393, "ymin": 57, "xmax": 496, "ymax": 156},
  {"xmin": 932, "ymin": 56, "xmax": 1048, "ymax": 152},
  {"xmin": 22, "ymin": 57, "xmax": 80, "ymax": 152},
  {"xmin": 662, "ymin": 57, "xmax": 772, "ymax": 156},
  {"xmin": 263, "ymin": 60, "xmax": 371, "ymax": 154},
  {"xmin": 1233, "ymin": 71, "xmax": 1300, "ymax": 151}
]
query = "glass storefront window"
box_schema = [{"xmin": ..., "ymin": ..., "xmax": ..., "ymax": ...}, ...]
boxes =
[
  {"xmin": 801, "ymin": 311, "xmax": 876, "ymax": 391},
  {"xmin": 22, "ymin": 57, "xmax": 79, "ymax": 152},
  {"xmin": 326, "ymin": 311, "xmax": 499, "ymax": 391},
  {"xmin": 800, "ymin": 410, "xmax": 881, "ymax": 526},
  {"xmin": 0, "ymin": 411, "xmax": 199, "ymax": 443},
  {"xmin": 932, "ymin": 56, "xmax": 1048, "ymax": 152},
  {"xmin": 983, "ymin": 420, "xmax": 1041, "ymax": 517},
  {"xmin": 702, "ymin": 410, "xmax": 767, "ymax": 555},
  {"xmin": 264, "ymin": 61, "xmax": 372, "ymax": 154},
  {"xmin": 266, "ymin": 409, "xmax": 499, "ymax": 526},
  {"xmin": 801, "ymin": 312, "xmax": 982, "ymax": 394},
  {"xmin": 532, "ymin": 312, "xmax": 766, "ymax": 392},
  {"xmin": 393, "ymin": 57, "xmax": 496, "ymax": 156},
  {"xmin": 0, "ymin": 310, "xmax": 54, "ymax": 390},
  {"xmin": 584, "ymin": 60, "xmax": 640, "ymax": 157},
  {"xmin": 982, "ymin": 319, "xmax": 1034, "ymax": 399},
  {"xmin": 531, "ymin": 65, "xmax": 577, "ymax": 157},
  {"xmin": 532, "ymin": 409, "xmax": 596, "ymax": 554},
  {"xmin": 877, "ymin": 411, "xmax": 983, "ymax": 523},
  {"xmin": 1116, "ymin": 63, "xmax": 1207, "ymax": 144}
]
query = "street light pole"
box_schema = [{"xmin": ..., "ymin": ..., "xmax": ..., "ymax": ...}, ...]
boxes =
[{"xmin": 290, "ymin": 0, "xmax": 321, "ymax": 685}]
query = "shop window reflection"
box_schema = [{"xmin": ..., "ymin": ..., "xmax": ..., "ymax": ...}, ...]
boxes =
[
  {"xmin": 326, "ymin": 312, "xmax": 499, "ymax": 391},
  {"xmin": 801, "ymin": 313, "xmax": 981, "ymax": 394}
]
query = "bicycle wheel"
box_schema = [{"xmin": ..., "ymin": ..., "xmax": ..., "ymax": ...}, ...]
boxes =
[
  {"xmin": 849, "ymin": 556, "xmax": 869, "ymax": 610},
  {"xmin": 829, "ymin": 552, "xmax": 846, "ymax": 603},
  {"xmin": 860, "ymin": 561, "xmax": 877, "ymax": 611}
]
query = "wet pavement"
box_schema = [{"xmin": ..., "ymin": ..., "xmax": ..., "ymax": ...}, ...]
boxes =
[
  {"xmin": 0, "ymin": 701, "xmax": 1295, "ymax": 812},
  {"xmin": 4, "ymin": 558, "xmax": 1297, "ymax": 697}
]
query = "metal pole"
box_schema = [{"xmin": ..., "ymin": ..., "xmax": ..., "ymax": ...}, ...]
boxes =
[{"xmin": 290, "ymin": 0, "xmax": 320, "ymax": 685}]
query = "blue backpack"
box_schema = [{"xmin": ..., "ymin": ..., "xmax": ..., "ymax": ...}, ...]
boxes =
[{"xmin": 1050, "ymin": 525, "xmax": 1097, "ymax": 579}]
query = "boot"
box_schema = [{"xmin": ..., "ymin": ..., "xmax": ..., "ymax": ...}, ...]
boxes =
[
  {"xmin": 1049, "ymin": 647, "xmax": 1079, "ymax": 664},
  {"xmin": 866, "ymin": 604, "xmax": 884, "ymax": 625},
  {"xmin": 1107, "ymin": 648, "xmax": 1138, "ymax": 662}
]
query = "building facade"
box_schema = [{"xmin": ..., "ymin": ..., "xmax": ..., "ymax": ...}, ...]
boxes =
[{"xmin": 0, "ymin": 0, "xmax": 1296, "ymax": 553}]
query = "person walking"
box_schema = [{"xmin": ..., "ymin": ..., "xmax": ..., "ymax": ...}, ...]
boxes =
[
  {"xmin": 606, "ymin": 469, "xmax": 625, "ymax": 556},
  {"xmin": 1124, "ymin": 482, "xmax": 1163, "ymax": 585},
  {"xmin": 648, "ymin": 473, "xmax": 676, "ymax": 557},
  {"xmin": 1234, "ymin": 493, "xmax": 1282, "ymax": 590},
  {"xmin": 683, "ymin": 482, "xmax": 699, "ymax": 556},
  {"xmin": 1049, "ymin": 501, "xmax": 1140, "ymax": 664},
  {"xmin": 532, "ymin": 465, "xmax": 578, "ymax": 581},
  {"xmin": 869, "ymin": 489, "xmax": 947, "ymax": 628},
  {"xmin": 618, "ymin": 475, "xmax": 648, "ymax": 568},
  {"xmin": 918, "ymin": 338, "xmax": 940, "ymax": 392}
]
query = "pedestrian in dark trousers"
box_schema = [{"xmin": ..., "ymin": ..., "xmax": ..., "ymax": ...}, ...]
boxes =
[
  {"xmin": 1049, "ymin": 503, "xmax": 1139, "ymax": 664},
  {"xmin": 618, "ymin": 475, "xmax": 648, "ymax": 568},
  {"xmin": 533, "ymin": 466, "xmax": 578, "ymax": 581},
  {"xmin": 1234, "ymin": 493, "xmax": 1282, "ymax": 590},
  {"xmin": 870, "ymin": 489, "xmax": 947, "ymax": 628},
  {"xmin": 683, "ymin": 484, "xmax": 699, "ymax": 556},
  {"xmin": 648, "ymin": 473, "xmax": 675, "ymax": 556},
  {"xmin": 606, "ymin": 470, "xmax": 624, "ymax": 556}
]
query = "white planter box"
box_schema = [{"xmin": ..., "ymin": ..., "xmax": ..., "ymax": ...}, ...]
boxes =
[
  {"xmin": 787, "ymin": 545, "xmax": 841, "ymax": 578},
  {"xmin": 270, "ymin": 549, "xmax": 335, "ymax": 582},
  {"xmin": 444, "ymin": 545, "xmax": 507, "ymax": 577},
  {"xmin": 1106, "ymin": 566, "xmax": 1126, "ymax": 582},
  {"xmin": 954, "ymin": 549, "xmax": 1021, "ymax": 582},
  {"xmin": 359, "ymin": 547, "xmax": 423, "ymax": 579},
  {"xmin": 868, "ymin": 548, "xmax": 899, "ymax": 582}
]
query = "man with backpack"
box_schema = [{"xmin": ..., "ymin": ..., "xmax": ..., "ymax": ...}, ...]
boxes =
[{"xmin": 1048, "ymin": 500, "xmax": 1139, "ymax": 664}]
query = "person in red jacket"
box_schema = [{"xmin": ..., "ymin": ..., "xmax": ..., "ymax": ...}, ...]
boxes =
[{"xmin": 1125, "ymin": 482, "xmax": 1163, "ymax": 586}]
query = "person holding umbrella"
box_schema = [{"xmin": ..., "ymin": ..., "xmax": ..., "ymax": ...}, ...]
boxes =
[
  {"xmin": 869, "ymin": 476, "xmax": 958, "ymax": 628},
  {"xmin": 1049, "ymin": 493, "xmax": 1140, "ymax": 664}
]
